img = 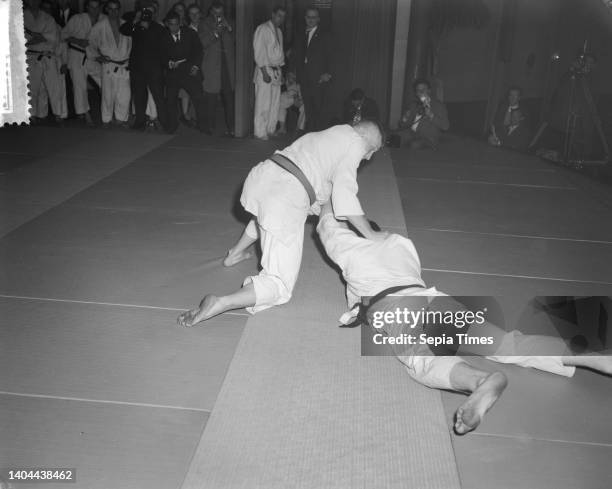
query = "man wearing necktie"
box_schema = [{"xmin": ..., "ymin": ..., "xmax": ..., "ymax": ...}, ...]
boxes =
[
  {"xmin": 160, "ymin": 11, "xmax": 207, "ymax": 133},
  {"xmin": 488, "ymin": 86, "xmax": 530, "ymax": 151},
  {"xmin": 294, "ymin": 7, "xmax": 332, "ymax": 132}
]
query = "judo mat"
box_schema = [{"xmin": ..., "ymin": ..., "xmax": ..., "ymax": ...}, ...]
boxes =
[
  {"xmin": 0, "ymin": 127, "xmax": 261, "ymax": 489},
  {"xmin": 180, "ymin": 151, "xmax": 461, "ymax": 489},
  {"xmin": 3, "ymin": 125, "xmax": 612, "ymax": 489},
  {"xmin": 393, "ymin": 137, "xmax": 612, "ymax": 489}
]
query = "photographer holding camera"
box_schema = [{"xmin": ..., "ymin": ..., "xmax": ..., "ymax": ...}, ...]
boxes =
[
  {"xmin": 199, "ymin": 1, "xmax": 236, "ymax": 136},
  {"xmin": 392, "ymin": 79, "xmax": 449, "ymax": 150},
  {"xmin": 120, "ymin": 0, "xmax": 168, "ymax": 131}
]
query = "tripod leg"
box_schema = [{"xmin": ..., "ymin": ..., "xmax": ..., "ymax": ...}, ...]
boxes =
[
  {"xmin": 580, "ymin": 77, "xmax": 610, "ymax": 160},
  {"xmin": 529, "ymin": 122, "xmax": 548, "ymax": 149}
]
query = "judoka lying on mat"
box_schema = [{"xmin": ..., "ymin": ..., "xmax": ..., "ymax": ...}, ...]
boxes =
[
  {"xmin": 316, "ymin": 201, "xmax": 612, "ymax": 435},
  {"xmin": 177, "ymin": 121, "xmax": 386, "ymax": 326}
]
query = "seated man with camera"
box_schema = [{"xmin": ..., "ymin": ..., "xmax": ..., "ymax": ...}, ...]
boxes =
[
  {"xmin": 390, "ymin": 79, "xmax": 449, "ymax": 150},
  {"xmin": 120, "ymin": 0, "xmax": 168, "ymax": 131}
]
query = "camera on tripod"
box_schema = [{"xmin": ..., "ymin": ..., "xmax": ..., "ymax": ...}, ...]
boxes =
[
  {"xmin": 570, "ymin": 47, "xmax": 595, "ymax": 76},
  {"xmin": 529, "ymin": 40, "xmax": 609, "ymax": 168}
]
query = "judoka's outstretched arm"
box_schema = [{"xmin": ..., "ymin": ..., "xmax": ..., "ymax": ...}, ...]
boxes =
[
  {"xmin": 317, "ymin": 202, "xmax": 365, "ymax": 269},
  {"xmin": 345, "ymin": 215, "xmax": 386, "ymax": 240}
]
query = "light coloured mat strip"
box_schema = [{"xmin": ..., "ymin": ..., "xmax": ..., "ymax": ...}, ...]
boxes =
[
  {"xmin": 0, "ymin": 294, "xmax": 250, "ymax": 317},
  {"xmin": 180, "ymin": 152, "xmax": 461, "ymax": 489},
  {"xmin": 0, "ymin": 391, "xmax": 210, "ymax": 413}
]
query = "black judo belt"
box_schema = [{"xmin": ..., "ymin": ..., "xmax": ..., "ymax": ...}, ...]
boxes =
[
  {"xmin": 269, "ymin": 153, "xmax": 317, "ymax": 206},
  {"xmin": 26, "ymin": 49, "xmax": 53, "ymax": 61},
  {"xmin": 107, "ymin": 58, "xmax": 129, "ymax": 73},
  {"xmin": 68, "ymin": 44, "xmax": 88, "ymax": 65},
  {"xmin": 340, "ymin": 284, "xmax": 426, "ymax": 328}
]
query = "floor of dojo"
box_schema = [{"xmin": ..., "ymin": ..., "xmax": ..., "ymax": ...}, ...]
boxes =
[{"xmin": 1, "ymin": 126, "xmax": 611, "ymax": 488}]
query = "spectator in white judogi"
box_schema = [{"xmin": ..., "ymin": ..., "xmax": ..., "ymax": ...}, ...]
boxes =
[
  {"xmin": 252, "ymin": 6, "xmax": 285, "ymax": 140},
  {"xmin": 24, "ymin": 0, "xmax": 66, "ymax": 123},
  {"xmin": 88, "ymin": 0, "xmax": 132, "ymax": 125},
  {"xmin": 276, "ymin": 71, "xmax": 305, "ymax": 135},
  {"xmin": 62, "ymin": 0, "xmax": 104, "ymax": 124},
  {"xmin": 41, "ymin": 0, "xmax": 70, "ymax": 121}
]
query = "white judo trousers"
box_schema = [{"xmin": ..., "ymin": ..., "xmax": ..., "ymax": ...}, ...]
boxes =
[
  {"xmin": 316, "ymin": 213, "xmax": 576, "ymax": 392},
  {"xmin": 239, "ymin": 126, "xmax": 369, "ymax": 313},
  {"xmin": 253, "ymin": 20, "xmax": 284, "ymax": 139},
  {"xmin": 88, "ymin": 18, "xmax": 131, "ymax": 123},
  {"xmin": 240, "ymin": 161, "xmax": 309, "ymax": 313},
  {"xmin": 24, "ymin": 10, "xmax": 66, "ymax": 119},
  {"xmin": 62, "ymin": 13, "xmax": 103, "ymax": 115}
]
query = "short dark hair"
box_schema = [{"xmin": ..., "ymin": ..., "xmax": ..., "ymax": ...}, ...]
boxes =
[
  {"xmin": 104, "ymin": 0, "xmax": 120, "ymax": 10},
  {"xmin": 210, "ymin": 0, "xmax": 224, "ymax": 9},
  {"xmin": 272, "ymin": 4, "xmax": 286, "ymax": 14},
  {"xmin": 165, "ymin": 10, "xmax": 180, "ymax": 22},
  {"xmin": 350, "ymin": 88, "xmax": 365, "ymax": 101},
  {"xmin": 413, "ymin": 78, "xmax": 431, "ymax": 90},
  {"xmin": 305, "ymin": 6, "xmax": 319, "ymax": 15},
  {"xmin": 507, "ymin": 85, "xmax": 522, "ymax": 95}
]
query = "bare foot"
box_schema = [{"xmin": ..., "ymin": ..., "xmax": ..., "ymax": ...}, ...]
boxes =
[
  {"xmin": 223, "ymin": 248, "xmax": 254, "ymax": 267},
  {"xmin": 454, "ymin": 372, "xmax": 507, "ymax": 435},
  {"xmin": 176, "ymin": 295, "xmax": 225, "ymax": 326}
]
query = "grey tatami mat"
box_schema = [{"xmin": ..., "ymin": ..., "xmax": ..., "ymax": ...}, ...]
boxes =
[{"xmin": 0, "ymin": 394, "xmax": 208, "ymax": 489}]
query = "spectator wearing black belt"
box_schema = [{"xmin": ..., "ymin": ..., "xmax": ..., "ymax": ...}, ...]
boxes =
[{"xmin": 61, "ymin": 0, "xmax": 104, "ymax": 125}]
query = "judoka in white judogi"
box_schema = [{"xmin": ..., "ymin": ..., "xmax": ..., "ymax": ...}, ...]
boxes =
[
  {"xmin": 62, "ymin": 6, "xmax": 104, "ymax": 116},
  {"xmin": 252, "ymin": 10, "xmax": 285, "ymax": 140},
  {"xmin": 24, "ymin": 4, "xmax": 66, "ymax": 120},
  {"xmin": 316, "ymin": 202, "xmax": 612, "ymax": 434},
  {"xmin": 177, "ymin": 122, "xmax": 385, "ymax": 326},
  {"xmin": 88, "ymin": 10, "xmax": 131, "ymax": 123}
]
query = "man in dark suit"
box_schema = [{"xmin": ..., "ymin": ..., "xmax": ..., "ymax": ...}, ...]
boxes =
[
  {"xmin": 343, "ymin": 88, "xmax": 380, "ymax": 126},
  {"xmin": 394, "ymin": 78, "xmax": 449, "ymax": 150},
  {"xmin": 198, "ymin": 1, "xmax": 235, "ymax": 136},
  {"xmin": 53, "ymin": 0, "xmax": 77, "ymax": 28},
  {"xmin": 120, "ymin": 0, "xmax": 168, "ymax": 131},
  {"xmin": 293, "ymin": 7, "xmax": 332, "ymax": 132},
  {"xmin": 160, "ymin": 11, "xmax": 207, "ymax": 133}
]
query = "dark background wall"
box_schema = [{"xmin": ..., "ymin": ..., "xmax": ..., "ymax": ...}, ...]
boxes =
[
  {"xmin": 250, "ymin": 0, "xmax": 397, "ymax": 126},
  {"xmin": 238, "ymin": 0, "xmax": 612, "ymax": 140},
  {"xmin": 431, "ymin": 0, "xmax": 612, "ymax": 138}
]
